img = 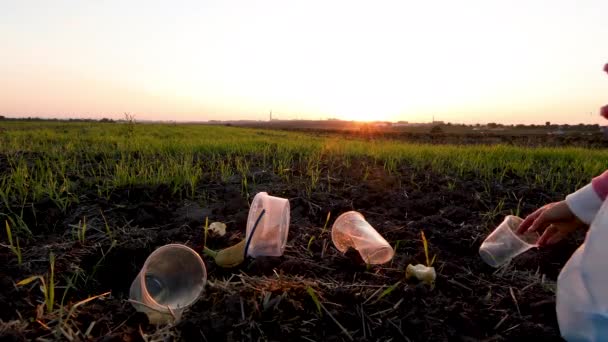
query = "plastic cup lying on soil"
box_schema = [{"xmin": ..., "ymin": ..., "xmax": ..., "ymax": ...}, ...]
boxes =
[
  {"xmin": 331, "ymin": 211, "xmax": 394, "ymax": 264},
  {"xmin": 129, "ymin": 244, "xmax": 207, "ymax": 324},
  {"xmin": 479, "ymin": 215, "xmax": 539, "ymax": 268},
  {"xmin": 245, "ymin": 192, "xmax": 290, "ymax": 257}
]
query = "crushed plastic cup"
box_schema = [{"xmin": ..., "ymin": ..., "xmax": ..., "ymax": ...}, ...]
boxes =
[
  {"xmin": 331, "ymin": 211, "xmax": 394, "ymax": 264},
  {"xmin": 129, "ymin": 244, "xmax": 207, "ymax": 324},
  {"xmin": 245, "ymin": 192, "xmax": 290, "ymax": 257},
  {"xmin": 479, "ymin": 215, "xmax": 539, "ymax": 268}
]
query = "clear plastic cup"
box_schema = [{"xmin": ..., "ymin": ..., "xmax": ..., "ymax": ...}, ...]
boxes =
[
  {"xmin": 331, "ymin": 211, "xmax": 394, "ymax": 264},
  {"xmin": 479, "ymin": 215, "xmax": 539, "ymax": 268},
  {"xmin": 129, "ymin": 244, "xmax": 207, "ymax": 324},
  {"xmin": 245, "ymin": 192, "xmax": 290, "ymax": 257}
]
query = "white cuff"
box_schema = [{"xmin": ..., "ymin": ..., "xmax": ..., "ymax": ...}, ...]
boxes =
[{"xmin": 565, "ymin": 183, "xmax": 604, "ymax": 225}]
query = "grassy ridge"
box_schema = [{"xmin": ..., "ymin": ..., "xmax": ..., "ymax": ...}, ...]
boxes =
[{"xmin": 1, "ymin": 121, "xmax": 607, "ymax": 234}]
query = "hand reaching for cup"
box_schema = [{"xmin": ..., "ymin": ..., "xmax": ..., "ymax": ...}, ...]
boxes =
[{"xmin": 517, "ymin": 201, "xmax": 586, "ymax": 246}]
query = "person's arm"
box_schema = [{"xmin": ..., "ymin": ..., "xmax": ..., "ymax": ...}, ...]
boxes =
[
  {"xmin": 517, "ymin": 171, "xmax": 608, "ymax": 246},
  {"xmin": 565, "ymin": 170, "xmax": 608, "ymax": 224}
]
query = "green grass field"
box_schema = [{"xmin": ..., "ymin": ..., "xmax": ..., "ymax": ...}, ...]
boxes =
[{"xmin": 2, "ymin": 121, "xmax": 606, "ymax": 215}]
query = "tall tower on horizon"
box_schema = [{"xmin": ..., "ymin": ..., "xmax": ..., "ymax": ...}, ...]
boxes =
[{"xmin": 270, "ymin": 110, "xmax": 272, "ymax": 121}]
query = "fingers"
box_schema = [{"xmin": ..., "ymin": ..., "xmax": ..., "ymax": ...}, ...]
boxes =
[
  {"xmin": 545, "ymin": 230, "xmax": 568, "ymax": 246},
  {"xmin": 537, "ymin": 225, "xmax": 559, "ymax": 246},
  {"xmin": 528, "ymin": 205, "xmax": 559, "ymax": 234},
  {"xmin": 601, "ymin": 105, "xmax": 608, "ymax": 120},
  {"xmin": 518, "ymin": 208, "xmax": 543, "ymax": 234}
]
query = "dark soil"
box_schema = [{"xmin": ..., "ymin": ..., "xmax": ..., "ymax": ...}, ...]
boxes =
[{"xmin": 0, "ymin": 156, "xmax": 580, "ymax": 341}]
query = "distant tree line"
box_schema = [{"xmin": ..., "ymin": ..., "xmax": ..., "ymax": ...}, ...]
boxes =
[
  {"xmin": 0, "ymin": 115, "xmax": 601, "ymax": 130},
  {"xmin": 0, "ymin": 116, "xmax": 115, "ymax": 123},
  {"xmin": 481, "ymin": 122, "xmax": 600, "ymax": 130}
]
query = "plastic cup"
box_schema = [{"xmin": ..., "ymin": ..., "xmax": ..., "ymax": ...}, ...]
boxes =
[
  {"xmin": 245, "ymin": 192, "xmax": 290, "ymax": 257},
  {"xmin": 479, "ymin": 215, "xmax": 539, "ymax": 268},
  {"xmin": 129, "ymin": 244, "xmax": 207, "ymax": 324},
  {"xmin": 331, "ymin": 211, "xmax": 394, "ymax": 264}
]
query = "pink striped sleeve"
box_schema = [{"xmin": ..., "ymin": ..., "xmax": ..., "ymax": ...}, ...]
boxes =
[{"xmin": 592, "ymin": 170, "xmax": 608, "ymax": 201}]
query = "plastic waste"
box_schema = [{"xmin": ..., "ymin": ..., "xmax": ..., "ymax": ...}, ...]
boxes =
[
  {"xmin": 405, "ymin": 264, "xmax": 436, "ymax": 287},
  {"xmin": 478, "ymin": 215, "xmax": 538, "ymax": 268},
  {"xmin": 204, "ymin": 239, "xmax": 246, "ymax": 268},
  {"xmin": 331, "ymin": 211, "xmax": 394, "ymax": 264},
  {"xmin": 129, "ymin": 244, "xmax": 207, "ymax": 324},
  {"xmin": 245, "ymin": 192, "xmax": 290, "ymax": 257},
  {"xmin": 209, "ymin": 222, "xmax": 227, "ymax": 236},
  {"xmin": 556, "ymin": 200, "xmax": 608, "ymax": 341}
]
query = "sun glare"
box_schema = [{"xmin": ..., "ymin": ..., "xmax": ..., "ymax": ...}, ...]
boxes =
[{"xmin": 330, "ymin": 101, "xmax": 399, "ymax": 122}]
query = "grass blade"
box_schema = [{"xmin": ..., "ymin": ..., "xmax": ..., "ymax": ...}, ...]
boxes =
[
  {"xmin": 306, "ymin": 286, "xmax": 322, "ymax": 315},
  {"xmin": 48, "ymin": 252, "xmax": 55, "ymax": 313},
  {"xmin": 321, "ymin": 211, "xmax": 331, "ymax": 235},
  {"xmin": 5, "ymin": 220, "xmax": 14, "ymax": 246},
  {"xmin": 376, "ymin": 281, "xmax": 401, "ymax": 302},
  {"xmin": 421, "ymin": 230, "xmax": 430, "ymax": 267},
  {"xmin": 16, "ymin": 275, "xmax": 41, "ymax": 287}
]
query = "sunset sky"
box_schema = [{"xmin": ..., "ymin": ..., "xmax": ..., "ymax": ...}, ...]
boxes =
[{"xmin": 1, "ymin": 0, "xmax": 607, "ymax": 124}]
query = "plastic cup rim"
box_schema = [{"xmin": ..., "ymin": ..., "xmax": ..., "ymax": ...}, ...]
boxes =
[
  {"xmin": 331, "ymin": 211, "xmax": 365, "ymax": 250},
  {"xmin": 501, "ymin": 215, "xmax": 538, "ymax": 247},
  {"xmin": 276, "ymin": 200, "xmax": 289, "ymax": 252},
  {"xmin": 139, "ymin": 243, "xmax": 206, "ymax": 312},
  {"xmin": 479, "ymin": 248, "xmax": 504, "ymax": 268}
]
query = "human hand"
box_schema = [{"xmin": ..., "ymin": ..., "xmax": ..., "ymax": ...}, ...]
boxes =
[
  {"xmin": 517, "ymin": 201, "xmax": 586, "ymax": 246},
  {"xmin": 601, "ymin": 104, "xmax": 608, "ymax": 120}
]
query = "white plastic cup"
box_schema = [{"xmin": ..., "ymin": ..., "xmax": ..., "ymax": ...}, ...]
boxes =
[
  {"xmin": 129, "ymin": 244, "xmax": 207, "ymax": 324},
  {"xmin": 331, "ymin": 211, "xmax": 395, "ymax": 264},
  {"xmin": 479, "ymin": 215, "xmax": 539, "ymax": 268},
  {"xmin": 245, "ymin": 192, "xmax": 290, "ymax": 257}
]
